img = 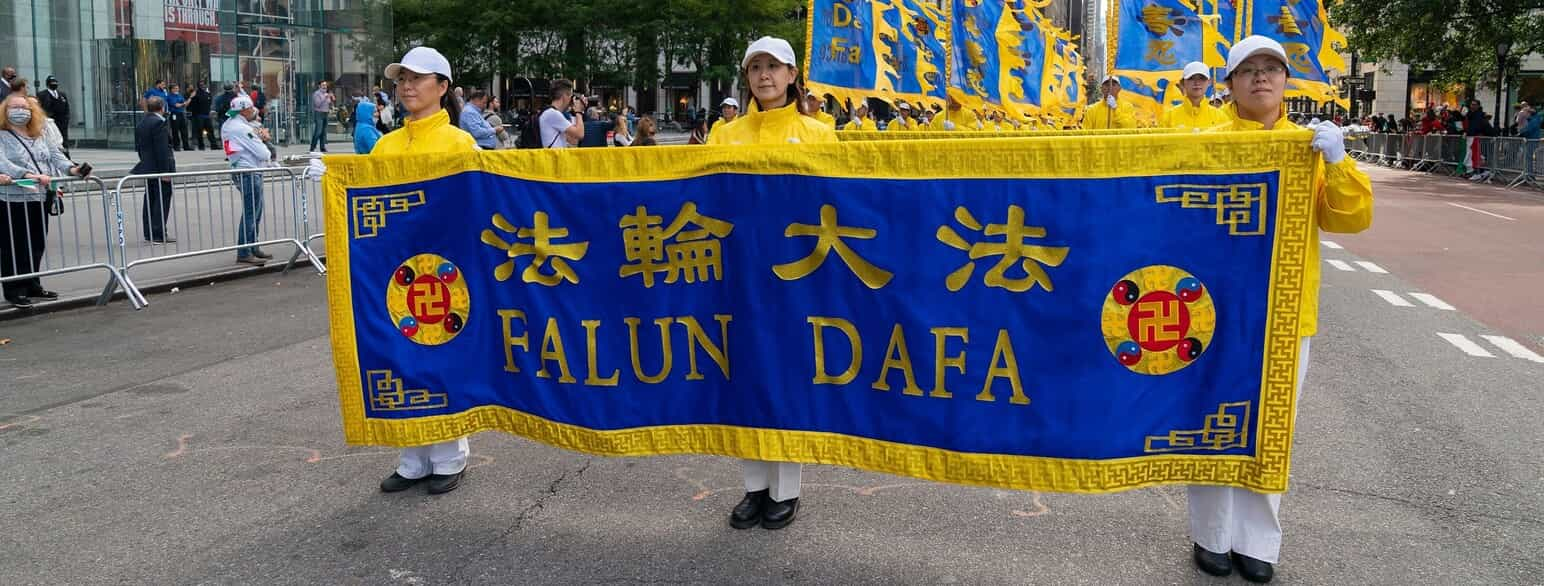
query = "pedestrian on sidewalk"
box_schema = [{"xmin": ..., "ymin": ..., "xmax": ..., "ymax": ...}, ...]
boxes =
[
  {"xmin": 309, "ymin": 80, "xmax": 335, "ymax": 152},
  {"xmin": 38, "ymin": 76, "xmax": 70, "ymax": 148},
  {"xmin": 539, "ymin": 80, "xmax": 585, "ymax": 149},
  {"xmin": 188, "ymin": 82, "xmax": 213, "ymax": 150},
  {"xmin": 133, "ymin": 97, "xmax": 176, "ymax": 244},
  {"xmin": 0, "ymin": 66, "xmax": 15, "ymax": 101},
  {"xmin": 1520, "ymin": 100, "xmax": 1541, "ymax": 177},
  {"xmin": 1191, "ymin": 35, "xmax": 1373, "ymax": 584},
  {"xmin": 351, "ymin": 96, "xmax": 381, "ymax": 154},
  {"xmin": 372, "ymin": 46, "xmax": 476, "ymax": 496},
  {"xmin": 1, "ymin": 92, "xmax": 91, "ymax": 308},
  {"xmin": 709, "ymin": 35, "xmax": 838, "ymax": 531},
  {"xmin": 213, "ymin": 83, "xmax": 237, "ymax": 140},
  {"xmin": 167, "ymin": 84, "xmax": 189, "ymax": 151},
  {"xmin": 222, "ymin": 95, "xmax": 272, "ymax": 266}
]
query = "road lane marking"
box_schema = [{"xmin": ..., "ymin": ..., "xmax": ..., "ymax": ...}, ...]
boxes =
[
  {"xmin": 1407, "ymin": 293, "xmax": 1455, "ymax": 311},
  {"xmin": 1371, "ymin": 290, "xmax": 1414, "ymax": 307},
  {"xmin": 1446, "ymin": 202, "xmax": 1517, "ymax": 221},
  {"xmin": 1438, "ymin": 333, "xmax": 1495, "ymax": 357},
  {"xmin": 1355, "ymin": 261, "xmax": 1388, "ymax": 274},
  {"xmin": 1480, "ymin": 335, "xmax": 1544, "ymax": 363},
  {"xmin": 1325, "ymin": 260, "xmax": 1355, "ymax": 271},
  {"xmin": 1321, "ymin": 240, "xmax": 1343, "ymax": 249}
]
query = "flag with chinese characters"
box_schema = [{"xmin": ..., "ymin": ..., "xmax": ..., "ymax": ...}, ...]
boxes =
[
  {"xmin": 806, "ymin": 0, "xmax": 885, "ymax": 107},
  {"xmin": 1108, "ymin": 0, "xmax": 1218, "ymax": 124},
  {"xmin": 1247, "ymin": 0, "xmax": 1349, "ymax": 107},
  {"xmin": 873, "ymin": 0, "xmax": 953, "ymax": 109},
  {"xmin": 948, "ymin": 0, "xmax": 1008, "ymax": 109},
  {"xmin": 325, "ymin": 130, "xmax": 1319, "ymax": 494}
]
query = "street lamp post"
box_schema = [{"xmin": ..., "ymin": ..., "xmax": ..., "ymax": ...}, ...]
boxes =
[{"xmin": 1496, "ymin": 40, "xmax": 1512, "ymax": 128}]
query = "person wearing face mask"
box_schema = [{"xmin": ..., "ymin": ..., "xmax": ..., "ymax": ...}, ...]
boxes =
[
  {"xmin": 1186, "ymin": 36, "xmax": 1372, "ymax": 584},
  {"xmin": 1084, "ymin": 75, "xmax": 1137, "ymax": 129},
  {"xmin": 221, "ymin": 95, "xmax": 273, "ymax": 266},
  {"xmin": 708, "ymin": 36, "xmax": 836, "ymax": 531},
  {"xmin": 37, "ymin": 76, "xmax": 70, "ymax": 147},
  {"xmin": 1160, "ymin": 62, "xmax": 1232, "ymax": 130},
  {"xmin": 0, "ymin": 93, "xmax": 89, "ymax": 308},
  {"xmin": 370, "ymin": 46, "xmax": 477, "ymax": 496}
]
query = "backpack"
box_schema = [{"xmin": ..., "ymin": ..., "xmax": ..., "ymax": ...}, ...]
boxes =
[{"xmin": 516, "ymin": 109, "xmax": 546, "ymax": 148}]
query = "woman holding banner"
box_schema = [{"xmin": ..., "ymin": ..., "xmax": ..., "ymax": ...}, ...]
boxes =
[
  {"xmin": 371, "ymin": 46, "xmax": 477, "ymax": 496},
  {"xmin": 1190, "ymin": 36, "xmax": 1373, "ymax": 583},
  {"xmin": 709, "ymin": 36, "xmax": 837, "ymax": 530}
]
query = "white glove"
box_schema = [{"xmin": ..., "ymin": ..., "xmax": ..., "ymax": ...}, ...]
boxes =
[
  {"xmin": 943, "ymin": 120, "xmax": 955, "ymax": 130},
  {"xmin": 305, "ymin": 157, "xmax": 328, "ymax": 181},
  {"xmin": 1310, "ymin": 121, "xmax": 1346, "ymax": 164},
  {"xmin": 1105, "ymin": 96, "xmax": 1117, "ymax": 109}
]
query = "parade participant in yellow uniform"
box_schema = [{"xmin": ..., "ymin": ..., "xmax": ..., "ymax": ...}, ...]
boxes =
[
  {"xmin": 930, "ymin": 95, "xmax": 981, "ymax": 130},
  {"xmin": 708, "ymin": 37, "xmax": 836, "ymax": 531},
  {"xmin": 371, "ymin": 46, "xmax": 477, "ymax": 496},
  {"xmin": 1160, "ymin": 61, "xmax": 1232, "ymax": 130},
  {"xmin": 841, "ymin": 102, "xmax": 873, "ymax": 131},
  {"xmin": 709, "ymin": 97, "xmax": 739, "ymax": 137},
  {"xmin": 1084, "ymin": 75, "xmax": 1138, "ymax": 129},
  {"xmin": 887, "ymin": 102, "xmax": 919, "ymax": 131},
  {"xmin": 1189, "ymin": 35, "xmax": 1372, "ymax": 584},
  {"xmin": 803, "ymin": 91, "xmax": 837, "ymax": 129}
]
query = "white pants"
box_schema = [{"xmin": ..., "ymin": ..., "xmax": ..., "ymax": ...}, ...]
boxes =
[
  {"xmin": 396, "ymin": 438, "xmax": 469, "ymax": 479},
  {"xmin": 742, "ymin": 460, "xmax": 801, "ymax": 502},
  {"xmin": 1188, "ymin": 337, "xmax": 1310, "ymax": 564}
]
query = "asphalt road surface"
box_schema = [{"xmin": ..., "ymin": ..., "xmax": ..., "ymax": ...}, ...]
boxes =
[{"xmin": 1, "ymin": 166, "xmax": 1541, "ymax": 585}]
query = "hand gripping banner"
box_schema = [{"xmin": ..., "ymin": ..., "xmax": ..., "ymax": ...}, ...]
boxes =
[{"xmin": 325, "ymin": 130, "xmax": 1319, "ymax": 494}]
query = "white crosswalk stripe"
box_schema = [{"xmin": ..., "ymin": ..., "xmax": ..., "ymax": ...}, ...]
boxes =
[
  {"xmin": 1407, "ymin": 293, "xmax": 1455, "ymax": 311},
  {"xmin": 1354, "ymin": 261, "xmax": 1389, "ymax": 274},
  {"xmin": 1325, "ymin": 259, "xmax": 1355, "ymax": 271},
  {"xmin": 1438, "ymin": 333, "xmax": 1494, "ymax": 357},
  {"xmin": 1321, "ymin": 240, "xmax": 1343, "ymax": 249},
  {"xmin": 1371, "ymin": 290, "xmax": 1414, "ymax": 307},
  {"xmin": 1480, "ymin": 336, "xmax": 1544, "ymax": 363}
]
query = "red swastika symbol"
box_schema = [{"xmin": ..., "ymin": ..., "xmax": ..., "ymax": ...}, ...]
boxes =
[
  {"xmin": 406, "ymin": 276, "xmax": 451, "ymax": 324},
  {"xmin": 1128, "ymin": 291, "xmax": 1189, "ymax": 351}
]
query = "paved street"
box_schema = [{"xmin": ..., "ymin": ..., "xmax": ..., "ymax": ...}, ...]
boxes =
[{"xmin": 1, "ymin": 166, "xmax": 1541, "ymax": 585}]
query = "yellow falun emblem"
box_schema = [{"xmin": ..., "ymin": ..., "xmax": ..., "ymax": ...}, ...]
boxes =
[
  {"xmin": 386, "ymin": 254, "xmax": 471, "ymax": 346},
  {"xmin": 1101, "ymin": 265, "xmax": 1215, "ymax": 375}
]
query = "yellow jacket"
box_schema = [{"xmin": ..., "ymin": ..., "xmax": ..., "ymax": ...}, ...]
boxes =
[
  {"xmin": 841, "ymin": 117, "xmax": 874, "ymax": 131},
  {"xmin": 811, "ymin": 110, "xmax": 838, "ymax": 129},
  {"xmin": 1083, "ymin": 99, "xmax": 1138, "ymax": 129},
  {"xmin": 930, "ymin": 108, "xmax": 981, "ymax": 131},
  {"xmin": 1160, "ymin": 100, "xmax": 1232, "ymax": 130},
  {"xmin": 888, "ymin": 117, "xmax": 920, "ymax": 131},
  {"xmin": 1216, "ymin": 114, "xmax": 1373, "ymax": 336},
  {"xmin": 371, "ymin": 109, "xmax": 477, "ymax": 155},
  {"xmin": 709, "ymin": 116, "xmax": 737, "ymax": 136},
  {"xmin": 707, "ymin": 101, "xmax": 839, "ymax": 146}
]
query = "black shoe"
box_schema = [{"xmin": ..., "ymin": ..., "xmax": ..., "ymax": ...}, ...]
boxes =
[
  {"xmin": 380, "ymin": 472, "xmax": 426, "ymax": 493},
  {"xmin": 236, "ymin": 256, "xmax": 267, "ymax": 266},
  {"xmin": 1192, "ymin": 543, "xmax": 1232, "ymax": 577},
  {"xmin": 426, "ymin": 471, "xmax": 463, "ymax": 494},
  {"xmin": 1231, "ymin": 552, "xmax": 1274, "ymax": 583},
  {"xmin": 761, "ymin": 497, "xmax": 799, "ymax": 530},
  {"xmin": 29, "ymin": 289, "xmax": 58, "ymax": 300},
  {"xmin": 4, "ymin": 295, "xmax": 33, "ymax": 309},
  {"xmin": 729, "ymin": 490, "xmax": 768, "ymax": 529},
  {"xmin": 252, "ymin": 248, "xmax": 274, "ymax": 260}
]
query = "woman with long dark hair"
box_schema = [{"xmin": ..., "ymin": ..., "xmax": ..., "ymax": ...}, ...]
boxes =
[
  {"xmin": 371, "ymin": 47, "xmax": 476, "ymax": 495},
  {"xmin": 708, "ymin": 37, "xmax": 837, "ymax": 531}
]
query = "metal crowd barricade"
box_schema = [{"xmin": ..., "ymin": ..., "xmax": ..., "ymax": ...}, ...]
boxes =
[
  {"xmin": 112, "ymin": 167, "xmax": 325, "ymax": 307},
  {"xmin": 1378, "ymin": 132, "xmax": 1401, "ymax": 166},
  {"xmin": 1, "ymin": 176, "xmax": 146, "ymax": 309},
  {"xmin": 1510, "ymin": 139, "xmax": 1541, "ymax": 189},
  {"xmin": 1348, "ymin": 133, "xmax": 1373, "ymax": 162},
  {"xmin": 280, "ymin": 153, "xmax": 328, "ymax": 272},
  {"xmin": 1438, "ymin": 135, "xmax": 1466, "ymax": 175}
]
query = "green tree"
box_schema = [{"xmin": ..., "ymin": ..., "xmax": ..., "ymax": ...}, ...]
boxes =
[{"xmin": 1332, "ymin": 0, "xmax": 1544, "ymax": 93}]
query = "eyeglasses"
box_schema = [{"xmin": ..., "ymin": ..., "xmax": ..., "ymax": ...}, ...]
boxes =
[{"xmin": 1232, "ymin": 64, "xmax": 1287, "ymax": 79}]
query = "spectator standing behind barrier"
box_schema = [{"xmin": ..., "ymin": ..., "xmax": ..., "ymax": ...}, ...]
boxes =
[
  {"xmin": 187, "ymin": 82, "xmax": 213, "ymax": 150},
  {"xmin": 1514, "ymin": 101, "xmax": 1533, "ymax": 136},
  {"xmin": 0, "ymin": 66, "xmax": 15, "ymax": 101},
  {"xmin": 167, "ymin": 84, "xmax": 189, "ymax": 151},
  {"xmin": 611, "ymin": 111, "xmax": 633, "ymax": 146},
  {"xmin": 579, "ymin": 106, "xmax": 614, "ymax": 148},
  {"xmin": 222, "ymin": 95, "xmax": 272, "ymax": 266},
  {"xmin": 539, "ymin": 80, "xmax": 585, "ymax": 149},
  {"xmin": 134, "ymin": 97, "xmax": 176, "ymax": 244},
  {"xmin": 212, "ymin": 83, "xmax": 236, "ymax": 139},
  {"xmin": 459, "ymin": 90, "xmax": 499, "ymax": 149},
  {"xmin": 143, "ymin": 79, "xmax": 168, "ymax": 110},
  {"xmin": 38, "ymin": 76, "xmax": 70, "ymax": 147},
  {"xmin": 309, "ymin": 80, "xmax": 335, "ymax": 153},
  {"xmin": 632, "ymin": 115, "xmax": 657, "ymax": 146},
  {"xmin": 352, "ymin": 97, "xmax": 382, "ymax": 154},
  {"xmin": 1, "ymin": 92, "xmax": 89, "ymax": 309},
  {"xmin": 375, "ymin": 94, "xmax": 394, "ymax": 132},
  {"xmin": 484, "ymin": 96, "xmax": 511, "ymax": 148},
  {"xmin": 1520, "ymin": 101, "xmax": 1542, "ymax": 177}
]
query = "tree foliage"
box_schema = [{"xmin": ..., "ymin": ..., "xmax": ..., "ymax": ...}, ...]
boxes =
[
  {"xmin": 389, "ymin": 0, "xmax": 805, "ymax": 93},
  {"xmin": 1331, "ymin": 0, "xmax": 1544, "ymax": 88}
]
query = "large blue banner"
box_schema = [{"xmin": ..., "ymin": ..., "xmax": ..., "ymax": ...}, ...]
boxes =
[
  {"xmin": 325, "ymin": 132, "xmax": 1318, "ymax": 493},
  {"xmin": 807, "ymin": 0, "xmax": 883, "ymax": 107},
  {"xmin": 1112, "ymin": 0, "xmax": 1205, "ymax": 73},
  {"xmin": 949, "ymin": 0, "xmax": 1005, "ymax": 107}
]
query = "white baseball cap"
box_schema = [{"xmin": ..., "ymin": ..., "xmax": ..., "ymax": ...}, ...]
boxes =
[
  {"xmin": 385, "ymin": 47, "xmax": 454, "ymax": 82},
  {"xmin": 897, "ymin": 102, "xmax": 912, "ymax": 110},
  {"xmin": 229, "ymin": 95, "xmax": 254, "ymax": 113},
  {"xmin": 1226, "ymin": 35, "xmax": 1289, "ymax": 80},
  {"xmin": 1101, "ymin": 75, "xmax": 1120, "ymax": 85},
  {"xmin": 720, "ymin": 97, "xmax": 739, "ymax": 108},
  {"xmin": 742, "ymin": 36, "xmax": 797, "ymax": 69},
  {"xmin": 1181, "ymin": 61, "xmax": 1210, "ymax": 81}
]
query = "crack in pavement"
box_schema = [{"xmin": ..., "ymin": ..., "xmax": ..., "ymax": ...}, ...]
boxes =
[
  {"xmin": 451, "ymin": 457, "xmax": 595, "ymax": 582},
  {"xmin": 1297, "ymin": 481, "xmax": 1544, "ymax": 527}
]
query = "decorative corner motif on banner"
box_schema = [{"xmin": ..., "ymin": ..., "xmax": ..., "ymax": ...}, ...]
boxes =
[
  {"xmin": 353, "ymin": 191, "xmax": 426, "ymax": 239},
  {"xmin": 366, "ymin": 369, "xmax": 448, "ymax": 412},
  {"xmin": 1154, "ymin": 183, "xmax": 1268, "ymax": 236},
  {"xmin": 1144, "ymin": 401, "xmax": 1251, "ymax": 453}
]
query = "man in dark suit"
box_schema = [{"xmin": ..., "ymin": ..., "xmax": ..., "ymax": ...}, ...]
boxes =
[
  {"xmin": 38, "ymin": 75, "xmax": 70, "ymax": 148},
  {"xmin": 134, "ymin": 97, "xmax": 177, "ymax": 243}
]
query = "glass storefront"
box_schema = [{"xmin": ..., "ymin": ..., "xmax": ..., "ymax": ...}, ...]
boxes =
[{"xmin": 1, "ymin": 0, "xmax": 391, "ymax": 148}]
